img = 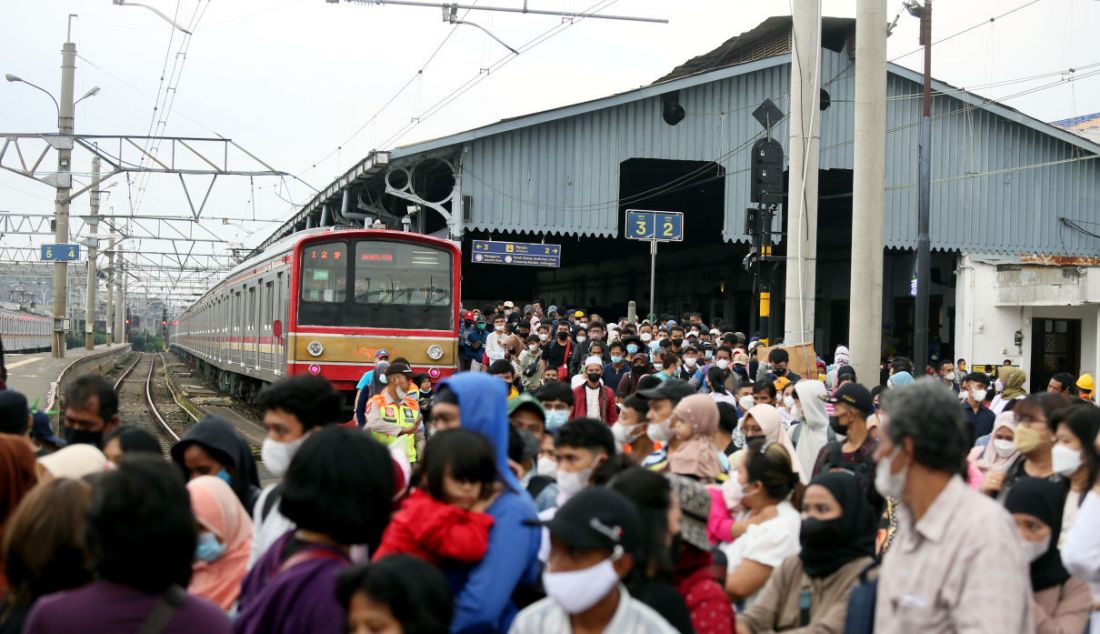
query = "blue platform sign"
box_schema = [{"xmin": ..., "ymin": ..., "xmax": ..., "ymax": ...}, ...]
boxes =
[
  {"xmin": 625, "ymin": 209, "xmax": 684, "ymax": 241},
  {"xmin": 471, "ymin": 240, "xmax": 561, "ymax": 268},
  {"xmin": 40, "ymin": 243, "xmax": 80, "ymax": 262}
]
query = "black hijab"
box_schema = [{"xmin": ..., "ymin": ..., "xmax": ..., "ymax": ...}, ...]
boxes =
[
  {"xmin": 170, "ymin": 415, "xmax": 261, "ymax": 513},
  {"xmin": 1004, "ymin": 476, "xmax": 1070, "ymax": 591},
  {"xmin": 799, "ymin": 471, "xmax": 876, "ymax": 578}
]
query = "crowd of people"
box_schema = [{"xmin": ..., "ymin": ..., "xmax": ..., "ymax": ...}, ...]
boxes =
[{"xmin": 1, "ymin": 301, "xmax": 1100, "ymax": 633}]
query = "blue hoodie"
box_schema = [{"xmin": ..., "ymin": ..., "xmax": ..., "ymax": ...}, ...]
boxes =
[{"xmin": 439, "ymin": 373, "xmax": 541, "ymax": 634}]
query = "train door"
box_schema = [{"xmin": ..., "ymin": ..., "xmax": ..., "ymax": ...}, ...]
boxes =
[
  {"xmin": 277, "ymin": 271, "xmax": 288, "ymax": 374},
  {"xmin": 264, "ymin": 280, "xmax": 274, "ymax": 373},
  {"xmin": 248, "ymin": 285, "xmax": 258, "ymax": 370},
  {"xmin": 234, "ymin": 290, "xmax": 243, "ymax": 366}
]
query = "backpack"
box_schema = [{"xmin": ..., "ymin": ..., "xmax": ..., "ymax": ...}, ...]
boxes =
[
  {"xmin": 791, "ymin": 422, "xmax": 836, "ymax": 447},
  {"xmin": 527, "ymin": 475, "xmax": 555, "ymax": 500},
  {"xmin": 261, "ymin": 484, "xmax": 284, "ymax": 522},
  {"xmin": 842, "ymin": 560, "xmax": 880, "ymax": 634}
]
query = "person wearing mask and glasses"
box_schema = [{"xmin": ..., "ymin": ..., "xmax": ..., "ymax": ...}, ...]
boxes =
[{"xmin": 984, "ymin": 392, "xmax": 1072, "ymax": 501}]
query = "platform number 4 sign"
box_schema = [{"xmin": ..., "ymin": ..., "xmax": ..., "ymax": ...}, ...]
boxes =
[{"xmin": 40, "ymin": 243, "xmax": 80, "ymax": 262}]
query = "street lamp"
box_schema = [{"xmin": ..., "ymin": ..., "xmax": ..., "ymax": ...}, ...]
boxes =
[
  {"xmin": 75, "ymin": 86, "xmax": 101, "ymax": 105},
  {"xmin": 4, "ymin": 73, "xmax": 60, "ymax": 115}
]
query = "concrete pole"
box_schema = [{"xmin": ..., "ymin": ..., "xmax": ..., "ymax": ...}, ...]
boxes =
[
  {"xmin": 848, "ymin": 0, "xmax": 888, "ymax": 385},
  {"xmin": 783, "ymin": 0, "xmax": 822, "ymax": 346},
  {"xmin": 106, "ymin": 249, "xmax": 114, "ymax": 344},
  {"xmin": 914, "ymin": 0, "xmax": 933, "ymax": 373},
  {"xmin": 85, "ymin": 155, "xmax": 100, "ymax": 349},
  {"xmin": 118, "ymin": 261, "xmax": 126, "ymax": 344},
  {"xmin": 50, "ymin": 35, "xmax": 77, "ymax": 357}
]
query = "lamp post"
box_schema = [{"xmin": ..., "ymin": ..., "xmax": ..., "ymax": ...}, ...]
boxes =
[{"xmin": 4, "ymin": 15, "xmax": 100, "ymax": 357}]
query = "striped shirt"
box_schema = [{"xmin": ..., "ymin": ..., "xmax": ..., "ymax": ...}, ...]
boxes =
[
  {"xmin": 875, "ymin": 476, "xmax": 1034, "ymax": 633},
  {"xmin": 509, "ymin": 585, "xmax": 678, "ymax": 634}
]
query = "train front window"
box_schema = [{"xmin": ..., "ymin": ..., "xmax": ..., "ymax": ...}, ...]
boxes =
[
  {"xmin": 353, "ymin": 241, "xmax": 452, "ymax": 329},
  {"xmin": 300, "ymin": 243, "xmax": 347, "ymax": 303}
]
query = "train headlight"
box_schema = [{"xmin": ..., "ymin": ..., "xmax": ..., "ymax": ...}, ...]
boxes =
[
  {"xmin": 307, "ymin": 341, "xmax": 324, "ymax": 357},
  {"xmin": 426, "ymin": 344, "xmax": 444, "ymax": 361}
]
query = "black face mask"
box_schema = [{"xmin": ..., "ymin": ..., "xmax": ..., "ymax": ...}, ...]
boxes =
[
  {"xmin": 829, "ymin": 414, "xmax": 848, "ymax": 436},
  {"xmin": 557, "ymin": 332, "xmax": 569, "ymax": 340},
  {"xmin": 586, "ymin": 372, "xmax": 602, "ymax": 384},
  {"xmin": 632, "ymin": 365, "xmax": 647, "ymax": 374},
  {"xmin": 774, "ymin": 367, "xmax": 787, "ymax": 377},
  {"xmin": 671, "ymin": 338, "xmax": 683, "ymax": 347},
  {"xmin": 800, "ymin": 517, "xmax": 844, "ymax": 551},
  {"xmin": 64, "ymin": 427, "xmax": 103, "ymax": 448}
]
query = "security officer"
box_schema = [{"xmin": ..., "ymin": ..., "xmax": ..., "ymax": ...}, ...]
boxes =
[{"xmin": 365, "ymin": 362, "xmax": 421, "ymax": 462}]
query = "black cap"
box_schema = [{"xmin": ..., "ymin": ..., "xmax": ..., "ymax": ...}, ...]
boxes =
[
  {"xmin": 541, "ymin": 487, "xmax": 641, "ymax": 553},
  {"xmin": 965, "ymin": 371, "xmax": 990, "ymax": 386},
  {"xmin": 824, "ymin": 383, "xmax": 873, "ymax": 414},
  {"xmin": 637, "ymin": 378, "xmax": 696, "ymax": 402},
  {"xmin": 384, "ymin": 362, "xmax": 413, "ymax": 377}
]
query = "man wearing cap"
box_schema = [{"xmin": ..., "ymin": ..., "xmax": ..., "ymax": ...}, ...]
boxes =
[
  {"xmin": 637, "ymin": 379, "xmax": 697, "ymax": 472},
  {"xmin": 814, "ymin": 382, "xmax": 884, "ymax": 515},
  {"xmin": 572, "ymin": 357, "xmax": 618, "ymax": 424},
  {"xmin": 365, "ymin": 362, "xmax": 421, "ymax": 462},
  {"xmin": 961, "ymin": 371, "xmax": 995, "ymax": 447},
  {"xmin": 511, "ymin": 487, "xmax": 678, "ymax": 633}
]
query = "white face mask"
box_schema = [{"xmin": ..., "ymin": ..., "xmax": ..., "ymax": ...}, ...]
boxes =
[
  {"xmin": 738, "ymin": 395, "xmax": 755, "ymax": 412},
  {"xmin": 611, "ymin": 422, "xmax": 643, "ymax": 446},
  {"xmin": 720, "ymin": 476, "xmax": 744, "ymax": 512},
  {"xmin": 995, "ymin": 379, "xmax": 1005, "ymax": 393},
  {"xmin": 495, "ymin": 324, "xmax": 505, "ymax": 332},
  {"xmin": 576, "ymin": 336, "xmax": 587, "ymax": 343},
  {"xmin": 537, "ymin": 456, "xmax": 558, "ymax": 479},
  {"xmin": 716, "ymin": 359, "xmax": 731, "ymax": 370},
  {"xmin": 543, "ymin": 557, "xmax": 620, "ymax": 614},
  {"xmin": 971, "ymin": 389, "xmax": 988, "ymax": 402},
  {"xmin": 684, "ymin": 357, "xmax": 697, "ymax": 368},
  {"xmin": 783, "ymin": 395, "xmax": 796, "ymax": 410},
  {"xmin": 529, "ymin": 344, "xmax": 540, "ymax": 352},
  {"xmin": 260, "ymin": 435, "xmax": 307, "ymax": 479},
  {"xmin": 539, "ymin": 333, "xmax": 549, "ymax": 341},
  {"xmin": 640, "ymin": 333, "xmax": 653, "ymax": 342},
  {"xmin": 1052, "ymin": 444, "xmax": 1084, "ymax": 477},
  {"xmin": 875, "ymin": 447, "xmax": 908, "ymax": 499},
  {"xmin": 1020, "ymin": 535, "xmax": 1050, "ymax": 563},
  {"xmin": 653, "ymin": 362, "xmax": 664, "ymax": 372},
  {"xmin": 992, "ymin": 439, "xmax": 1017, "ymax": 458},
  {"xmin": 943, "ymin": 371, "xmax": 956, "ymax": 382},
  {"xmin": 646, "ymin": 417, "xmax": 673, "ymax": 443},
  {"xmin": 556, "ymin": 467, "xmax": 593, "ymax": 501}
]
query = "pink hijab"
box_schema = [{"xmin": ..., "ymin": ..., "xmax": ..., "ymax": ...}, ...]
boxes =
[
  {"xmin": 668, "ymin": 394, "xmax": 721, "ymax": 481},
  {"xmin": 187, "ymin": 476, "xmax": 253, "ymax": 611},
  {"xmin": 968, "ymin": 411, "xmax": 1019, "ymax": 474},
  {"xmin": 746, "ymin": 404, "xmax": 807, "ymax": 483}
]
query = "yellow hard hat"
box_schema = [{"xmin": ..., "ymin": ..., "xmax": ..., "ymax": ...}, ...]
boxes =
[
  {"xmin": 574, "ymin": 310, "xmax": 585, "ymax": 318},
  {"xmin": 1077, "ymin": 373, "xmax": 1095, "ymax": 393}
]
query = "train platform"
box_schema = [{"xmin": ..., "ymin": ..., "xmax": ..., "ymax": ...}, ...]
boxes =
[{"xmin": 5, "ymin": 344, "xmax": 131, "ymax": 411}]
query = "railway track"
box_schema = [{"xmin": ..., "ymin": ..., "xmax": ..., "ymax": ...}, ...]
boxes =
[{"xmin": 113, "ymin": 352, "xmax": 192, "ymax": 450}]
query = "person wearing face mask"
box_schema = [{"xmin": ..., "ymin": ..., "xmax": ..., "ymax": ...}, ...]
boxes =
[
  {"xmin": 667, "ymin": 394, "xmax": 722, "ymax": 483},
  {"xmin": 986, "ymin": 392, "xmax": 1072, "ymax": 501},
  {"xmin": 814, "ymin": 383, "xmax": 882, "ymax": 513},
  {"xmin": 171, "ymin": 416, "xmax": 261, "ymax": 519},
  {"xmin": 518, "ymin": 335, "xmax": 545, "ymax": 392},
  {"xmin": 691, "ymin": 345, "xmax": 732, "ymax": 392},
  {"xmin": 545, "ymin": 323, "xmax": 575, "ymax": 381},
  {"xmin": 872, "ymin": 379, "xmax": 1033, "ymax": 633},
  {"xmin": 613, "ymin": 394, "xmax": 654, "ymax": 459},
  {"xmin": 737, "ymin": 471, "xmax": 876, "ymax": 633},
  {"xmin": 534, "ymin": 382, "xmax": 573, "ymax": 435},
  {"xmin": 484, "ymin": 314, "xmax": 512, "ymax": 367},
  {"xmin": 61, "ymin": 374, "xmax": 120, "ymax": 449},
  {"xmin": 936, "ymin": 359, "xmax": 961, "ymax": 394},
  {"xmin": 824, "ymin": 345, "xmax": 850, "ymax": 391},
  {"xmin": 790, "ymin": 380, "xmax": 833, "ymax": 481},
  {"xmin": 705, "ymin": 366, "xmax": 736, "ymax": 407},
  {"xmin": 638, "ymin": 380, "xmax": 698, "ymax": 472},
  {"xmin": 763, "ymin": 348, "xmax": 802, "ymax": 385},
  {"xmin": 961, "ymin": 371, "xmax": 996, "ymax": 448},
  {"xmin": 678, "ymin": 346, "xmax": 701, "ymax": 381},
  {"xmin": 722, "ymin": 439, "xmax": 804, "ymax": 607},
  {"xmin": 569, "ymin": 322, "xmax": 608, "ymax": 375},
  {"xmin": 571, "ymin": 357, "xmax": 619, "ymax": 424},
  {"xmin": 602, "ymin": 341, "xmax": 630, "ymax": 393},
  {"xmin": 187, "ymin": 475, "xmax": 253, "ymax": 612},
  {"xmin": 250, "ymin": 375, "xmax": 343, "ymax": 565},
  {"xmin": 512, "ymin": 487, "xmax": 678, "ymax": 633},
  {"xmin": 968, "ymin": 411, "xmax": 1020, "ymax": 493},
  {"xmin": 741, "ymin": 404, "xmax": 805, "ymax": 484},
  {"xmin": 1051, "ymin": 405, "xmax": 1100, "ymax": 548},
  {"xmin": 1005, "ymin": 477, "xmax": 1091, "ymax": 634},
  {"xmin": 616, "ymin": 352, "xmax": 653, "ymax": 398},
  {"xmin": 551, "ymin": 418, "xmax": 614, "ymax": 509},
  {"xmin": 364, "ymin": 363, "xmax": 422, "ymax": 463},
  {"xmin": 464, "ymin": 318, "xmax": 489, "ymax": 373}
]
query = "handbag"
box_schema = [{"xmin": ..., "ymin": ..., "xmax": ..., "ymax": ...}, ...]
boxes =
[{"xmin": 556, "ymin": 340, "xmax": 571, "ymax": 381}]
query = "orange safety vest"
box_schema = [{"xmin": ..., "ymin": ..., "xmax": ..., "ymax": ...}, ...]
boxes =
[{"xmin": 367, "ymin": 392, "xmax": 421, "ymax": 462}]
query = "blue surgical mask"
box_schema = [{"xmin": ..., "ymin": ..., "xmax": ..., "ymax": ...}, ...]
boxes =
[
  {"xmin": 610, "ymin": 355, "xmax": 623, "ymax": 364},
  {"xmin": 216, "ymin": 468, "xmax": 231, "ymax": 484},
  {"xmin": 626, "ymin": 344, "xmax": 639, "ymax": 355},
  {"xmin": 648, "ymin": 340, "xmax": 661, "ymax": 352},
  {"xmin": 195, "ymin": 532, "xmax": 226, "ymax": 562},
  {"xmin": 545, "ymin": 409, "xmax": 569, "ymax": 432},
  {"xmin": 705, "ymin": 350, "xmax": 714, "ymax": 360}
]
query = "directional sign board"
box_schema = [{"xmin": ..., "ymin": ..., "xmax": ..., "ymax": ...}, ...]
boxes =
[
  {"xmin": 625, "ymin": 209, "xmax": 684, "ymax": 242},
  {"xmin": 471, "ymin": 240, "xmax": 561, "ymax": 268},
  {"xmin": 40, "ymin": 243, "xmax": 80, "ymax": 262}
]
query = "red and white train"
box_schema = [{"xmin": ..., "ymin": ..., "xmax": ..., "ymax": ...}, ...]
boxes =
[
  {"xmin": 170, "ymin": 228, "xmax": 461, "ymax": 401},
  {"xmin": 0, "ymin": 304, "xmax": 52, "ymax": 354}
]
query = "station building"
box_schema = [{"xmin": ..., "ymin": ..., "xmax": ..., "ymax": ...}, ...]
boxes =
[{"xmin": 261, "ymin": 16, "xmax": 1100, "ymax": 390}]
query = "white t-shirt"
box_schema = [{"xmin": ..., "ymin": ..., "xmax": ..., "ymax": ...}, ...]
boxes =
[
  {"xmin": 585, "ymin": 385, "xmax": 602, "ymax": 419},
  {"xmin": 249, "ymin": 484, "xmax": 295, "ymax": 568},
  {"xmin": 485, "ymin": 331, "xmax": 507, "ymax": 362},
  {"xmin": 721, "ymin": 500, "xmax": 802, "ymax": 608}
]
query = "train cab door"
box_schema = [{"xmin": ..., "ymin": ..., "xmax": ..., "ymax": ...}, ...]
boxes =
[
  {"xmin": 248, "ymin": 285, "xmax": 259, "ymax": 371},
  {"xmin": 264, "ymin": 280, "xmax": 274, "ymax": 374},
  {"xmin": 276, "ymin": 271, "xmax": 288, "ymax": 375}
]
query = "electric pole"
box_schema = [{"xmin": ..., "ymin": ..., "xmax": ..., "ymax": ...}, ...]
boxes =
[
  {"xmin": 914, "ymin": 0, "xmax": 933, "ymax": 373},
  {"xmin": 106, "ymin": 248, "xmax": 114, "ymax": 345},
  {"xmin": 85, "ymin": 155, "xmax": 100, "ymax": 350},
  {"xmin": 849, "ymin": 0, "xmax": 888, "ymax": 384},
  {"xmin": 50, "ymin": 18, "xmax": 78, "ymax": 357}
]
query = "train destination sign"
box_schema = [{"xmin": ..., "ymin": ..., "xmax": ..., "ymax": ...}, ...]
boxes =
[{"xmin": 471, "ymin": 240, "xmax": 561, "ymax": 268}]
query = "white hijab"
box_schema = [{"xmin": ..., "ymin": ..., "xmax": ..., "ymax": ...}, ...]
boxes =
[{"xmin": 793, "ymin": 380, "xmax": 829, "ymax": 479}]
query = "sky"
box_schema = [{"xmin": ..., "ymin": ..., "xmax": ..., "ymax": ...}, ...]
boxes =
[{"xmin": 1, "ymin": 0, "xmax": 1097, "ymax": 298}]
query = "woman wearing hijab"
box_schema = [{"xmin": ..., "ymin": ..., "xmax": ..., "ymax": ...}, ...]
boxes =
[
  {"xmin": 171, "ymin": 415, "xmax": 261, "ymax": 515},
  {"xmin": 669, "ymin": 395, "xmax": 722, "ymax": 483},
  {"xmin": 433, "ymin": 372, "xmax": 541, "ymax": 634},
  {"xmin": 886, "ymin": 370, "xmax": 914, "ymax": 389},
  {"xmin": 0, "ymin": 435, "xmax": 37, "ymax": 594},
  {"xmin": 791, "ymin": 381, "xmax": 829, "ymax": 480},
  {"xmin": 1005, "ymin": 477, "xmax": 1091, "ymax": 634},
  {"xmin": 741, "ymin": 404, "xmax": 805, "ymax": 484},
  {"xmin": 968, "ymin": 411, "xmax": 1019, "ymax": 491},
  {"xmin": 991, "ymin": 366, "xmax": 1028, "ymax": 415},
  {"xmin": 187, "ymin": 475, "xmax": 253, "ymax": 611},
  {"xmin": 737, "ymin": 471, "xmax": 876, "ymax": 632},
  {"xmin": 617, "ymin": 352, "xmax": 653, "ymax": 399}
]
